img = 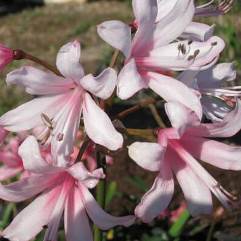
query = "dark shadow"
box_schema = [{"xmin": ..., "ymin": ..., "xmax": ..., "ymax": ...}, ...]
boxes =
[{"xmin": 0, "ymin": 0, "xmax": 44, "ymax": 16}]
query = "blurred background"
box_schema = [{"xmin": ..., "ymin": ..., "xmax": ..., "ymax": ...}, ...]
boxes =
[{"xmin": 0, "ymin": 1, "xmax": 241, "ymax": 241}]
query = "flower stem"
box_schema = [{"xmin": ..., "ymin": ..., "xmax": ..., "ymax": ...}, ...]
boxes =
[
  {"xmin": 94, "ymin": 152, "xmax": 107, "ymax": 241},
  {"xmin": 13, "ymin": 49, "xmax": 62, "ymax": 76}
]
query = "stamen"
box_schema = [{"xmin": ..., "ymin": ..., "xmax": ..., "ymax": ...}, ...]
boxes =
[
  {"xmin": 56, "ymin": 133, "xmax": 64, "ymax": 142},
  {"xmin": 214, "ymin": 183, "xmax": 238, "ymax": 202},
  {"xmin": 177, "ymin": 43, "xmax": 187, "ymax": 55},
  {"xmin": 41, "ymin": 113, "xmax": 53, "ymax": 129}
]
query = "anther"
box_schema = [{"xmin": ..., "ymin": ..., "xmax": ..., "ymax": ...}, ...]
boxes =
[
  {"xmin": 211, "ymin": 41, "xmax": 218, "ymax": 46},
  {"xmin": 56, "ymin": 133, "xmax": 64, "ymax": 142}
]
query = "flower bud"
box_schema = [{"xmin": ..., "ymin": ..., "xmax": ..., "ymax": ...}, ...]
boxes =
[{"xmin": 0, "ymin": 44, "xmax": 14, "ymax": 71}]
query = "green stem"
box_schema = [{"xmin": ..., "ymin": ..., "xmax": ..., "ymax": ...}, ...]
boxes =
[{"xmin": 94, "ymin": 152, "xmax": 107, "ymax": 241}]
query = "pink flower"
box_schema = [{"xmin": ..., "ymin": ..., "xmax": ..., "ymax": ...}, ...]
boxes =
[
  {"xmin": 0, "ymin": 44, "xmax": 14, "ymax": 71},
  {"xmin": 97, "ymin": 0, "xmax": 225, "ymax": 118},
  {"xmin": 0, "ymin": 136, "xmax": 135, "ymax": 241},
  {"xmin": 179, "ymin": 62, "xmax": 238, "ymax": 121},
  {"xmin": 128, "ymin": 101, "xmax": 241, "ymax": 222},
  {"xmin": 0, "ymin": 126, "xmax": 8, "ymax": 143},
  {"xmin": 0, "ymin": 136, "xmax": 25, "ymax": 181},
  {"xmin": 0, "ymin": 41, "xmax": 123, "ymax": 167}
]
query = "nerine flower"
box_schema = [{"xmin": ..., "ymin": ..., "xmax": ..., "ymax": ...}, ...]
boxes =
[
  {"xmin": 0, "ymin": 44, "xmax": 14, "ymax": 71},
  {"xmin": 0, "ymin": 136, "xmax": 135, "ymax": 241},
  {"xmin": 179, "ymin": 62, "xmax": 238, "ymax": 121},
  {"xmin": 97, "ymin": 0, "xmax": 225, "ymax": 118},
  {"xmin": 128, "ymin": 101, "xmax": 241, "ymax": 222},
  {"xmin": 0, "ymin": 40, "xmax": 123, "ymax": 167}
]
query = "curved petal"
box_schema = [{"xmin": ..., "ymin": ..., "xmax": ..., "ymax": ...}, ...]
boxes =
[
  {"xmin": 187, "ymin": 99, "xmax": 241, "ymax": 138},
  {"xmin": 65, "ymin": 187, "xmax": 93, "ymax": 241},
  {"xmin": 0, "ymin": 93, "xmax": 71, "ymax": 132},
  {"xmin": 132, "ymin": 0, "xmax": 157, "ymax": 24},
  {"xmin": 83, "ymin": 93, "xmax": 123, "ymax": 151},
  {"xmin": 156, "ymin": 0, "xmax": 178, "ymax": 22},
  {"xmin": 0, "ymin": 173, "xmax": 63, "ymax": 202},
  {"xmin": 79, "ymin": 68, "xmax": 117, "ymax": 100},
  {"xmin": 139, "ymin": 36, "xmax": 225, "ymax": 71},
  {"xmin": 171, "ymin": 149, "xmax": 213, "ymax": 216},
  {"xmin": 18, "ymin": 136, "xmax": 58, "ymax": 173},
  {"xmin": 97, "ymin": 21, "xmax": 131, "ymax": 58},
  {"xmin": 196, "ymin": 63, "xmax": 236, "ymax": 89},
  {"xmin": 79, "ymin": 183, "xmax": 135, "ymax": 229},
  {"xmin": 117, "ymin": 59, "xmax": 147, "ymax": 100},
  {"xmin": 0, "ymin": 166, "xmax": 22, "ymax": 181},
  {"xmin": 6, "ymin": 66, "xmax": 74, "ymax": 95},
  {"xmin": 131, "ymin": 0, "xmax": 157, "ymax": 56},
  {"xmin": 181, "ymin": 22, "xmax": 215, "ymax": 41},
  {"xmin": 153, "ymin": 0, "xmax": 195, "ymax": 47},
  {"xmin": 135, "ymin": 160, "xmax": 174, "ymax": 223},
  {"xmin": 56, "ymin": 40, "xmax": 85, "ymax": 81},
  {"xmin": 2, "ymin": 185, "xmax": 62, "ymax": 241},
  {"xmin": 128, "ymin": 142, "xmax": 164, "ymax": 172},
  {"xmin": 147, "ymin": 72, "xmax": 202, "ymax": 119},
  {"xmin": 165, "ymin": 102, "xmax": 200, "ymax": 135},
  {"xmin": 51, "ymin": 89, "xmax": 82, "ymax": 167},
  {"xmin": 181, "ymin": 136, "xmax": 241, "ymax": 171},
  {"xmin": 67, "ymin": 162, "xmax": 105, "ymax": 189}
]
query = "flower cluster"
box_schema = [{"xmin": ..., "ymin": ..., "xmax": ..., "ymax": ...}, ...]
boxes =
[{"xmin": 0, "ymin": 0, "xmax": 240, "ymax": 241}]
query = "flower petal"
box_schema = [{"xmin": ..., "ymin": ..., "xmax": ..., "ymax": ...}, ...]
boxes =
[
  {"xmin": 56, "ymin": 40, "xmax": 85, "ymax": 81},
  {"xmin": 18, "ymin": 136, "xmax": 58, "ymax": 173},
  {"xmin": 147, "ymin": 72, "xmax": 202, "ymax": 119},
  {"xmin": 6, "ymin": 66, "xmax": 74, "ymax": 95},
  {"xmin": 181, "ymin": 22, "xmax": 215, "ymax": 41},
  {"xmin": 64, "ymin": 187, "xmax": 93, "ymax": 241},
  {"xmin": 181, "ymin": 136, "xmax": 241, "ymax": 170},
  {"xmin": 3, "ymin": 186, "xmax": 62, "ymax": 241},
  {"xmin": 0, "ymin": 166, "xmax": 22, "ymax": 181},
  {"xmin": 97, "ymin": 21, "xmax": 131, "ymax": 58},
  {"xmin": 79, "ymin": 183, "xmax": 135, "ymax": 229},
  {"xmin": 170, "ymin": 149, "xmax": 212, "ymax": 216},
  {"xmin": 117, "ymin": 59, "xmax": 147, "ymax": 100},
  {"xmin": 79, "ymin": 68, "xmax": 117, "ymax": 100},
  {"xmin": 0, "ymin": 93, "xmax": 71, "ymax": 132},
  {"xmin": 135, "ymin": 160, "xmax": 174, "ymax": 223},
  {"xmin": 153, "ymin": 0, "xmax": 195, "ymax": 47},
  {"xmin": 128, "ymin": 142, "xmax": 164, "ymax": 172},
  {"xmin": 165, "ymin": 102, "xmax": 200, "ymax": 135},
  {"xmin": 83, "ymin": 93, "xmax": 123, "ymax": 151},
  {"xmin": 0, "ymin": 173, "xmax": 63, "ymax": 202},
  {"xmin": 68, "ymin": 162, "xmax": 105, "ymax": 189}
]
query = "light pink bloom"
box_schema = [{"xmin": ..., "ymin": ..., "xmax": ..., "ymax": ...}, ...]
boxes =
[
  {"xmin": 0, "ymin": 41, "xmax": 123, "ymax": 167},
  {"xmin": 0, "ymin": 126, "xmax": 8, "ymax": 143},
  {"xmin": 128, "ymin": 101, "xmax": 241, "ymax": 222},
  {"xmin": 97, "ymin": 0, "xmax": 225, "ymax": 118},
  {"xmin": 179, "ymin": 62, "xmax": 238, "ymax": 121},
  {"xmin": 0, "ymin": 44, "xmax": 14, "ymax": 71},
  {"xmin": 0, "ymin": 136, "xmax": 135, "ymax": 241}
]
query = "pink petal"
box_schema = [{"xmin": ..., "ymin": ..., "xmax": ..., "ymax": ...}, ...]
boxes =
[
  {"xmin": 68, "ymin": 162, "xmax": 105, "ymax": 189},
  {"xmin": 6, "ymin": 66, "xmax": 74, "ymax": 95},
  {"xmin": 187, "ymin": 99, "xmax": 241, "ymax": 138},
  {"xmin": 56, "ymin": 40, "xmax": 85, "ymax": 81},
  {"xmin": 64, "ymin": 187, "xmax": 93, "ymax": 241},
  {"xmin": 170, "ymin": 149, "xmax": 212, "ymax": 216},
  {"xmin": 43, "ymin": 177, "xmax": 71, "ymax": 241},
  {"xmin": 79, "ymin": 67, "xmax": 117, "ymax": 100},
  {"xmin": 3, "ymin": 185, "xmax": 63, "ymax": 241},
  {"xmin": 79, "ymin": 183, "xmax": 135, "ymax": 229},
  {"xmin": 0, "ymin": 173, "xmax": 63, "ymax": 202},
  {"xmin": 97, "ymin": 21, "xmax": 131, "ymax": 58},
  {"xmin": 117, "ymin": 59, "xmax": 147, "ymax": 100},
  {"xmin": 128, "ymin": 142, "xmax": 164, "ymax": 172},
  {"xmin": 0, "ymin": 165, "xmax": 22, "ymax": 181},
  {"xmin": 181, "ymin": 136, "xmax": 241, "ymax": 170},
  {"xmin": 165, "ymin": 102, "xmax": 201, "ymax": 135},
  {"xmin": 147, "ymin": 72, "xmax": 202, "ymax": 119},
  {"xmin": 135, "ymin": 160, "xmax": 174, "ymax": 223},
  {"xmin": 0, "ymin": 127, "xmax": 8, "ymax": 142},
  {"xmin": 153, "ymin": 0, "xmax": 195, "ymax": 47},
  {"xmin": 0, "ymin": 93, "xmax": 71, "ymax": 132},
  {"xmin": 83, "ymin": 93, "xmax": 123, "ymax": 151},
  {"xmin": 51, "ymin": 89, "xmax": 82, "ymax": 167},
  {"xmin": 182, "ymin": 22, "xmax": 215, "ymax": 41},
  {"xmin": 156, "ymin": 0, "xmax": 178, "ymax": 23},
  {"xmin": 18, "ymin": 136, "xmax": 59, "ymax": 173}
]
